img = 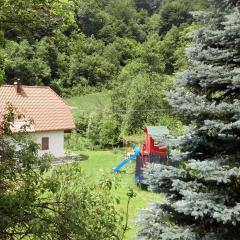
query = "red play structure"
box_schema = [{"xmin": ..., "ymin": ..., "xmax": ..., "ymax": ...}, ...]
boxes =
[
  {"xmin": 135, "ymin": 126, "xmax": 169, "ymax": 183},
  {"xmin": 140, "ymin": 126, "xmax": 168, "ymax": 164},
  {"xmin": 113, "ymin": 126, "xmax": 174, "ymax": 183}
]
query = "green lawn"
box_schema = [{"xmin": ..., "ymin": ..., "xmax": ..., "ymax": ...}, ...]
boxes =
[{"xmin": 72, "ymin": 150, "xmax": 164, "ymax": 240}]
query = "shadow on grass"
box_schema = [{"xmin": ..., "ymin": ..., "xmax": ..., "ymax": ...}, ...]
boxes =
[{"xmin": 78, "ymin": 154, "xmax": 89, "ymax": 161}]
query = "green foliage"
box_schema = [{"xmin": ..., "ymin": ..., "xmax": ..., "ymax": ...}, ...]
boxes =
[
  {"xmin": 1, "ymin": 0, "xmax": 209, "ymax": 148},
  {"xmin": 0, "ymin": 0, "xmax": 75, "ymax": 40},
  {"xmin": 4, "ymin": 39, "xmax": 56, "ymax": 85},
  {"xmin": 114, "ymin": 73, "xmax": 167, "ymax": 135},
  {"xmin": 158, "ymin": 0, "xmax": 209, "ymax": 36},
  {"xmin": 0, "ymin": 110, "xmax": 125, "ymax": 240},
  {"xmin": 65, "ymin": 131, "xmax": 93, "ymax": 151},
  {"xmin": 66, "ymin": 110, "xmax": 120, "ymax": 150},
  {"xmin": 103, "ymin": 37, "xmax": 138, "ymax": 68},
  {"xmin": 138, "ymin": 1, "xmax": 240, "ymax": 239},
  {"xmin": 160, "ymin": 23, "xmax": 198, "ymax": 74},
  {"xmin": 136, "ymin": 34, "xmax": 165, "ymax": 73},
  {"xmin": 75, "ymin": 113, "xmax": 90, "ymax": 136},
  {"xmin": 99, "ymin": 114, "xmax": 120, "ymax": 147},
  {"xmin": 86, "ymin": 112, "xmax": 120, "ymax": 148},
  {"xmin": 0, "ymin": 0, "xmax": 209, "ymax": 94},
  {"xmin": 0, "ymin": 31, "xmax": 5, "ymax": 84},
  {"xmin": 134, "ymin": 0, "xmax": 163, "ymax": 13},
  {"xmin": 57, "ymin": 33, "xmax": 117, "ymax": 89},
  {"xmin": 49, "ymin": 165, "xmax": 124, "ymax": 240},
  {"xmin": 70, "ymin": 150, "xmax": 165, "ymax": 239},
  {"xmin": 158, "ymin": 0, "xmax": 194, "ymax": 36},
  {"xmin": 74, "ymin": 0, "xmax": 147, "ymax": 43},
  {"xmin": 157, "ymin": 114, "xmax": 185, "ymax": 136},
  {"xmin": 86, "ymin": 112, "xmax": 103, "ymax": 147},
  {"xmin": 110, "ymin": 22, "xmax": 199, "ymax": 137}
]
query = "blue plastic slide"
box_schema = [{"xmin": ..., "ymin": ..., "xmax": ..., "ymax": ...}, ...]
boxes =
[{"xmin": 113, "ymin": 146, "xmax": 140, "ymax": 172}]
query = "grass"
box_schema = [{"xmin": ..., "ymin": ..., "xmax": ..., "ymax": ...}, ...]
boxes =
[
  {"xmin": 65, "ymin": 90, "xmax": 111, "ymax": 117},
  {"xmin": 71, "ymin": 149, "xmax": 164, "ymax": 240}
]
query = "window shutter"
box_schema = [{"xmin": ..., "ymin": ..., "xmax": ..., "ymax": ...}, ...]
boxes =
[{"xmin": 42, "ymin": 137, "xmax": 49, "ymax": 150}]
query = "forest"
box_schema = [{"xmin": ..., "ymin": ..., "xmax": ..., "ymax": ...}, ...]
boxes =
[{"xmin": 0, "ymin": 0, "xmax": 209, "ymax": 146}]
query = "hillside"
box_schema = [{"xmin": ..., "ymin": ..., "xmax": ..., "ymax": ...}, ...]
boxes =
[
  {"xmin": 66, "ymin": 91, "xmax": 111, "ymax": 116},
  {"xmin": 0, "ymin": 0, "xmax": 209, "ymax": 142}
]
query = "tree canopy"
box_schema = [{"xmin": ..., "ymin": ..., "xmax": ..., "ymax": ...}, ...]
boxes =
[
  {"xmin": 0, "ymin": 0, "xmax": 210, "ymax": 141},
  {"xmin": 0, "ymin": 0, "xmax": 209, "ymax": 89}
]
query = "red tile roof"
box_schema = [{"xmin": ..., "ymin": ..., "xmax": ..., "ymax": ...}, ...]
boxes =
[{"xmin": 0, "ymin": 85, "xmax": 75, "ymax": 132}]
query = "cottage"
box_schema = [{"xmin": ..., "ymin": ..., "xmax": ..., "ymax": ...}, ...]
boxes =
[{"xmin": 0, "ymin": 82, "xmax": 75, "ymax": 158}]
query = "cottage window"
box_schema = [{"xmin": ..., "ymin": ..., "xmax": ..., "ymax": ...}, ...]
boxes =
[{"xmin": 42, "ymin": 137, "xmax": 49, "ymax": 150}]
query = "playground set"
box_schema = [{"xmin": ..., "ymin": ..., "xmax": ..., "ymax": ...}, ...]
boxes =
[{"xmin": 113, "ymin": 126, "xmax": 173, "ymax": 183}]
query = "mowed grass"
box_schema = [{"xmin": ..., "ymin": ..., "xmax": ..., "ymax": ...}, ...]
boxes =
[
  {"xmin": 65, "ymin": 91, "xmax": 111, "ymax": 117},
  {"xmin": 72, "ymin": 150, "xmax": 164, "ymax": 240}
]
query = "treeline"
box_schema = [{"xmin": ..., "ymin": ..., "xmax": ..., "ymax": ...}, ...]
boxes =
[
  {"xmin": 0, "ymin": 0, "xmax": 209, "ymax": 145},
  {"xmin": 0, "ymin": 0, "xmax": 208, "ymax": 88}
]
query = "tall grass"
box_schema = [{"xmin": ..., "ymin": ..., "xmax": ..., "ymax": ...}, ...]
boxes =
[{"xmin": 65, "ymin": 90, "xmax": 111, "ymax": 117}]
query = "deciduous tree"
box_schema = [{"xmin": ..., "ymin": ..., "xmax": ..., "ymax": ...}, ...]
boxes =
[{"xmin": 0, "ymin": 108, "xmax": 124, "ymax": 239}]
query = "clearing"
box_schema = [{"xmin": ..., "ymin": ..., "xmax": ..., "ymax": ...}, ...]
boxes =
[{"xmin": 65, "ymin": 90, "xmax": 111, "ymax": 117}]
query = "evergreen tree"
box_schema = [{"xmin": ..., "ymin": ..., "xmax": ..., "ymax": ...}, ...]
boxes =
[{"xmin": 137, "ymin": 0, "xmax": 240, "ymax": 239}]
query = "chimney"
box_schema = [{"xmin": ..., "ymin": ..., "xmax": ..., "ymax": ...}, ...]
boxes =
[{"xmin": 14, "ymin": 79, "xmax": 23, "ymax": 94}]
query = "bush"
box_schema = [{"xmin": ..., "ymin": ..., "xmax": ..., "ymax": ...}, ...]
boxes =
[
  {"xmin": 99, "ymin": 114, "xmax": 120, "ymax": 147},
  {"xmin": 65, "ymin": 132, "xmax": 90, "ymax": 151},
  {"xmin": 0, "ymin": 109, "xmax": 124, "ymax": 240},
  {"xmin": 87, "ymin": 111, "xmax": 121, "ymax": 149},
  {"xmin": 75, "ymin": 113, "xmax": 90, "ymax": 136}
]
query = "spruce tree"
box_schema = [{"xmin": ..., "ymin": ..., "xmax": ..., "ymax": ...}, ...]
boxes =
[{"xmin": 137, "ymin": 0, "xmax": 240, "ymax": 239}]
